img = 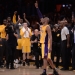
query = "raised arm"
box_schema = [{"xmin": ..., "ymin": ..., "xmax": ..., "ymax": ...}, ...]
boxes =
[
  {"xmin": 15, "ymin": 15, "xmax": 21, "ymax": 29},
  {"xmin": 23, "ymin": 13, "xmax": 30, "ymax": 26},
  {"xmin": 35, "ymin": 1, "xmax": 43, "ymax": 19}
]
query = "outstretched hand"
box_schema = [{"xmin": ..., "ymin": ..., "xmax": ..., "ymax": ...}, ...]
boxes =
[{"xmin": 35, "ymin": 1, "xmax": 38, "ymax": 8}]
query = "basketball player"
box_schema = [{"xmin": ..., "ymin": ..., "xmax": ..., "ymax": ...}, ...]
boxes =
[
  {"xmin": 16, "ymin": 16, "xmax": 23, "ymax": 50},
  {"xmin": 20, "ymin": 23, "xmax": 31, "ymax": 66},
  {"xmin": 15, "ymin": 16, "xmax": 23, "ymax": 62},
  {"xmin": 35, "ymin": 2, "xmax": 59, "ymax": 75},
  {"xmin": 16, "ymin": 13, "xmax": 30, "ymax": 50},
  {"xmin": 0, "ymin": 19, "xmax": 7, "ymax": 67},
  {"xmin": 0, "ymin": 19, "xmax": 7, "ymax": 39},
  {"xmin": 13, "ymin": 11, "xmax": 17, "ymax": 24},
  {"xmin": 16, "ymin": 14, "xmax": 30, "ymax": 62}
]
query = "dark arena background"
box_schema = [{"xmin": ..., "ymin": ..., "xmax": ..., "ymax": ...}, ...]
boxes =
[{"xmin": 0, "ymin": 0, "xmax": 74, "ymax": 23}]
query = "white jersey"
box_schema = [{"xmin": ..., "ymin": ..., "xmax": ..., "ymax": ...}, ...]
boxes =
[
  {"xmin": 61, "ymin": 26, "xmax": 69, "ymax": 41},
  {"xmin": 22, "ymin": 27, "xmax": 30, "ymax": 38}
]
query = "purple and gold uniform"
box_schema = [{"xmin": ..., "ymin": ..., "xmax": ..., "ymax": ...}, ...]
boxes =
[
  {"xmin": 17, "ymin": 39, "xmax": 22, "ymax": 50},
  {"xmin": 0, "ymin": 25, "xmax": 6, "ymax": 39},
  {"xmin": 13, "ymin": 14, "xmax": 16, "ymax": 24},
  {"xmin": 40, "ymin": 25, "xmax": 51, "ymax": 59}
]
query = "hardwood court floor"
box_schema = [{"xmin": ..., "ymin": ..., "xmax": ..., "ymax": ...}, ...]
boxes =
[{"xmin": 0, "ymin": 66, "xmax": 75, "ymax": 75}]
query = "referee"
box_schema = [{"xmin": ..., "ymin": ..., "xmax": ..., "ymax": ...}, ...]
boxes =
[{"xmin": 60, "ymin": 20, "xmax": 70, "ymax": 70}]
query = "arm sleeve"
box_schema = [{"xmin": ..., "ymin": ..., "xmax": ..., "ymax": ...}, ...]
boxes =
[
  {"xmin": 0, "ymin": 26, "xmax": 4, "ymax": 32},
  {"xmin": 36, "ymin": 8, "xmax": 43, "ymax": 19},
  {"xmin": 64, "ymin": 27, "xmax": 69, "ymax": 35},
  {"xmin": 24, "ymin": 18, "xmax": 30, "ymax": 26}
]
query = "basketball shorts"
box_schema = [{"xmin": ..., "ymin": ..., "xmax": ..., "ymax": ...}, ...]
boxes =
[{"xmin": 41, "ymin": 44, "xmax": 51, "ymax": 59}]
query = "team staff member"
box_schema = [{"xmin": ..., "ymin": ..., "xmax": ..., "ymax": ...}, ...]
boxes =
[
  {"xmin": 31, "ymin": 29, "xmax": 40, "ymax": 69},
  {"xmin": 5, "ymin": 22, "xmax": 18, "ymax": 69},
  {"xmin": 20, "ymin": 23, "xmax": 31, "ymax": 66},
  {"xmin": 51, "ymin": 24, "xmax": 61, "ymax": 68}
]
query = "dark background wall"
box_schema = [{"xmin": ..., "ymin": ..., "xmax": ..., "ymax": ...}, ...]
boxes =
[{"xmin": 0, "ymin": 0, "xmax": 74, "ymax": 23}]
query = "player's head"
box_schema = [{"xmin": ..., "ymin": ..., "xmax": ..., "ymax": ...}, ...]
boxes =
[
  {"xmin": 40, "ymin": 17, "xmax": 50, "ymax": 24},
  {"xmin": 43, "ymin": 17, "xmax": 50, "ymax": 24},
  {"xmin": 3, "ymin": 19, "xmax": 7, "ymax": 25},
  {"xmin": 7, "ymin": 17, "xmax": 11, "ymax": 22},
  {"xmin": 59, "ymin": 20, "xmax": 67, "ymax": 28},
  {"xmin": 23, "ymin": 23, "xmax": 28, "ymax": 28},
  {"xmin": 40, "ymin": 18, "xmax": 44, "ymax": 24},
  {"xmin": 19, "ymin": 19, "xmax": 23, "ymax": 24},
  {"xmin": 14, "ymin": 11, "xmax": 17, "ymax": 15},
  {"xmin": 7, "ymin": 21, "xmax": 11, "ymax": 26},
  {"xmin": 34, "ymin": 29, "xmax": 39, "ymax": 36},
  {"xmin": 54, "ymin": 24, "xmax": 59, "ymax": 30}
]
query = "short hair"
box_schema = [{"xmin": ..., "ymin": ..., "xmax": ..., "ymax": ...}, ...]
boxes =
[
  {"xmin": 7, "ymin": 16, "xmax": 11, "ymax": 19},
  {"xmin": 20, "ymin": 19, "xmax": 23, "ymax": 21},
  {"xmin": 54, "ymin": 24, "xmax": 59, "ymax": 27},
  {"xmin": 60, "ymin": 20, "xmax": 67, "ymax": 24},
  {"xmin": 34, "ymin": 29, "xmax": 39, "ymax": 31},
  {"xmin": 44, "ymin": 17, "xmax": 50, "ymax": 23},
  {"xmin": 3, "ymin": 19, "xmax": 7, "ymax": 22},
  {"xmin": 23, "ymin": 22, "xmax": 27, "ymax": 25}
]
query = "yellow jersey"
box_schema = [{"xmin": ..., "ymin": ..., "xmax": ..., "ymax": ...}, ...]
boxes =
[
  {"xmin": 40, "ymin": 25, "xmax": 51, "ymax": 59},
  {"xmin": 0, "ymin": 25, "xmax": 6, "ymax": 38},
  {"xmin": 13, "ymin": 14, "xmax": 16, "ymax": 24},
  {"xmin": 20, "ymin": 28, "xmax": 32, "ymax": 46},
  {"xmin": 40, "ymin": 25, "xmax": 49, "ymax": 44}
]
